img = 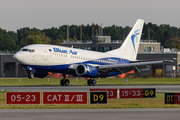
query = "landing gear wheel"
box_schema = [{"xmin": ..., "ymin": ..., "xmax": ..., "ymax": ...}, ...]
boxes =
[
  {"xmin": 28, "ymin": 73, "xmax": 34, "ymax": 79},
  {"xmin": 28, "ymin": 74, "xmax": 31, "ymax": 79},
  {"xmin": 64, "ymin": 79, "xmax": 70, "ymax": 86},
  {"xmin": 60, "ymin": 79, "xmax": 65, "ymax": 86},
  {"xmin": 87, "ymin": 79, "xmax": 92, "ymax": 86},
  {"xmin": 92, "ymin": 79, "xmax": 96, "ymax": 86}
]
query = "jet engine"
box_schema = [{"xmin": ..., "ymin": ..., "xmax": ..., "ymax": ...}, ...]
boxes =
[
  {"xmin": 34, "ymin": 70, "xmax": 48, "ymax": 78},
  {"xmin": 75, "ymin": 64, "xmax": 99, "ymax": 77},
  {"xmin": 25, "ymin": 66, "xmax": 48, "ymax": 78}
]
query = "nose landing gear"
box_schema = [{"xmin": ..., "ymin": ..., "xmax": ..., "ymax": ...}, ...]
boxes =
[
  {"xmin": 28, "ymin": 73, "xmax": 34, "ymax": 79},
  {"xmin": 27, "ymin": 71, "xmax": 34, "ymax": 79}
]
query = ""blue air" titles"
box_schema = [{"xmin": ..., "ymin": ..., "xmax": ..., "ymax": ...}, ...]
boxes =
[{"xmin": 53, "ymin": 48, "xmax": 78, "ymax": 55}]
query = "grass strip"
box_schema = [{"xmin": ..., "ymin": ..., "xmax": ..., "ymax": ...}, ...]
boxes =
[
  {"xmin": 0, "ymin": 91, "xmax": 180, "ymax": 109},
  {"xmin": 0, "ymin": 77, "xmax": 180, "ymax": 86}
]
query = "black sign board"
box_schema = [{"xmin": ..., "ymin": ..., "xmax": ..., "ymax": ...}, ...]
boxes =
[
  {"xmin": 143, "ymin": 88, "xmax": 156, "ymax": 98},
  {"xmin": 165, "ymin": 93, "xmax": 174, "ymax": 104},
  {"xmin": 90, "ymin": 91, "xmax": 107, "ymax": 104}
]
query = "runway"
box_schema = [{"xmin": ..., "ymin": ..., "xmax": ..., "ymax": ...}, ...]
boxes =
[
  {"xmin": 0, "ymin": 84, "xmax": 180, "ymax": 92},
  {"xmin": 0, "ymin": 108, "xmax": 180, "ymax": 120}
]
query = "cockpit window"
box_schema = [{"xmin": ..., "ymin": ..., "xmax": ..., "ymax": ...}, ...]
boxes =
[
  {"xmin": 21, "ymin": 48, "xmax": 35, "ymax": 52},
  {"xmin": 22, "ymin": 49, "xmax": 28, "ymax": 51},
  {"xmin": 28, "ymin": 49, "xmax": 35, "ymax": 52}
]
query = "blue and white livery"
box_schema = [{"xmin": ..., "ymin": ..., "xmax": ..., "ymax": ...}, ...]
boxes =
[{"xmin": 13, "ymin": 19, "xmax": 162, "ymax": 86}]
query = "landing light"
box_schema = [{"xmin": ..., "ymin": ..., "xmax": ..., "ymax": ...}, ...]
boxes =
[{"xmin": 69, "ymin": 65, "xmax": 74, "ymax": 68}]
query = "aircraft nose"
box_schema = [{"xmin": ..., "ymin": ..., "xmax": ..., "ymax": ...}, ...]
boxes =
[
  {"xmin": 13, "ymin": 52, "xmax": 24, "ymax": 63},
  {"xmin": 13, "ymin": 52, "xmax": 19, "ymax": 60},
  {"xmin": 13, "ymin": 53, "xmax": 17, "ymax": 60}
]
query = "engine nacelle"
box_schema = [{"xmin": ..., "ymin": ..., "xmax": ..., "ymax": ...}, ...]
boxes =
[
  {"xmin": 25, "ymin": 66, "xmax": 48, "ymax": 78},
  {"xmin": 75, "ymin": 64, "xmax": 98, "ymax": 77},
  {"xmin": 26, "ymin": 66, "xmax": 35, "ymax": 73},
  {"xmin": 34, "ymin": 70, "xmax": 48, "ymax": 78}
]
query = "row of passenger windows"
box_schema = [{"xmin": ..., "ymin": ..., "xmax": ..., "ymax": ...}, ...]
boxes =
[
  {"xmin": 50, "ymin": 52, "xmax": 68, "ymax": 57},
  {"xmin": 71, "ymin": 55, "xmax": 116, "ymax": 64},
  {"xmin": 50, "ymin": 52, "xmax": 116, "ymax": 64}
]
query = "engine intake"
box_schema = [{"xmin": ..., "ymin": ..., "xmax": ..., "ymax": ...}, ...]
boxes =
[{"xmin": 75, "ymin": 64, "xmax": 98, "ymax": 77}]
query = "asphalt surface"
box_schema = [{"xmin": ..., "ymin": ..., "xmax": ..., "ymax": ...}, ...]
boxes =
[
  {"xmin": 0, "ymin": 109, "xmax": 180, "ymax": 120},
  {"xmin": 0, "ymin": 84, "xmax": 180, "ymax": 92}
]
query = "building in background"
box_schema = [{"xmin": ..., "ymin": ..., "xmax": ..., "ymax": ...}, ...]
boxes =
[
  {"xmin": 61, "ymin": 36, "xmax": 160, "ymax": 53},
  {"xmin": 138, "ymin": 40, "xmax": 160, "ymax": 53}
]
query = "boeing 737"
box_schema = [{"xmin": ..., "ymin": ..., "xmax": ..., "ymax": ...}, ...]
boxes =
[{"xmin": 13, "ymin": 19, "xmax": 163, "ymax": 86}]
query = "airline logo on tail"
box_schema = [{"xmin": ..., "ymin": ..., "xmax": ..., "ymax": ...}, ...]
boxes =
[{"xmin": 131, "ymin": 29, "xmax": 140, "ymax": 51}]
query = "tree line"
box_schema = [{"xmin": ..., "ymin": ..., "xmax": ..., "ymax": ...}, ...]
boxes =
[{"xmin": 1, "ymin": 22, "xmax": 180, "ymax": 51}]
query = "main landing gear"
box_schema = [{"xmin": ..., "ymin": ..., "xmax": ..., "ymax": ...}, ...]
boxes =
[
  {"xmin": 60, "ymin": 79, "xmax": 70, "ymax": 86},
  {"xmin": 87, "ymin": 78, "xmax": 97, "ymax": 86},
  {"xmin": 60, "ymin": 74, "xmax": 70, "ymax": 86}
]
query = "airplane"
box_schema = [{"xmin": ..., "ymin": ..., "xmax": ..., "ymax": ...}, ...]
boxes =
[{"xmin": 13, "ymin": 19, "xmax": 163, "ymax": 86}]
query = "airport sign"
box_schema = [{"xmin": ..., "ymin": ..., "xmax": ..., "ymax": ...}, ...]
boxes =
[
  {"xmin": 143, "ymin": 88, "xmax": 156, "ymax": 98},
  {"xmin": 6, "ymin": 92, "xmax": 41, "ymax": 104},
  {"xmin": 90, "ymin": 91, "xmax": 107, "ymax": 104},
  {"xmin": 119, "ymin": 88, "xmax": 156, "ymax": 98},
  {"xmin": 90, "ymin": 89, "xmax": 117, "ymax": 98},
  {"xmin": 43, "ymin": 92, "xmax": 87, "ymax": 104},
  {"xmin": 165, "ymin": 93, "xmax": 180, "ymax": 104}
]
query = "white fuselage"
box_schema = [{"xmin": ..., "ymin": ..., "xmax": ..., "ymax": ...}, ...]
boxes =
[
  {"xmin": 14, "ymin": 44, "xmax": 131, "ymax": 73},
  {"xmin": 14, "ymin": 44, "xmax": 130, "ymax": 65}
]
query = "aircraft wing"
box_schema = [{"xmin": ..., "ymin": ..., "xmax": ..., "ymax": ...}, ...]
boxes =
[
  {"xmin": 96, "ymin": 61, "xmax": 164, "ymax": 73},
  {"xmin": 68, "ymin": 60, "xmax": 167, "ymax": 74},
  {"xmin": 98, "ymin": 61, "xmax": 163, "ymax": 69}
]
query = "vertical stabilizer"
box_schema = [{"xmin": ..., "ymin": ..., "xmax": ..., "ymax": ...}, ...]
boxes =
[{"xmin": 106, "ymin": 19, "xmax": 144, "ymax": 61}]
